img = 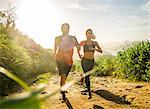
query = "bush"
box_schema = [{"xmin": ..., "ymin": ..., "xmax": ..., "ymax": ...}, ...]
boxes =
[
  {"xmin": 93, "ymin": 56, "xmax": 115, "ymax": 76},
  {"xmin": 113, "ymin": 41, "xmax": 150, "ymax": 81},
  {"xmin": 0, "ymin": 34, "xmax": 32, "ymax": 95},
  {"xmin": 0, "ymin": 29, "xmax": 56, "ymax": 96}
]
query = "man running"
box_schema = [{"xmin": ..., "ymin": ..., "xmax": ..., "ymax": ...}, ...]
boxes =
[{"xmin": 54, "ymin": 23, "xmax": 81, "ymax": 101}]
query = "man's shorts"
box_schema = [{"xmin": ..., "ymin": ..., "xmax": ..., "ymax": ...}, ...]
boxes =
[{"xmin": 57, "ymin": 60, "xmax": 72, "ymax": 76}]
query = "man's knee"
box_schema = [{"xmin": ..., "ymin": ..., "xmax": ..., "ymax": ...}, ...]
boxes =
[{"xmin": 61, "ymin": 74, "xmax": 66, "ymax": 78}]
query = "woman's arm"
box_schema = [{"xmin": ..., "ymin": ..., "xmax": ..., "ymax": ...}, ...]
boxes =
[
  {"xmin": 94, "ymin": 41, "xmax": 102, "ymax": 53},
  {"xmin": 80, "ymin": 41, "xmax": 85, "ymax": 46}
]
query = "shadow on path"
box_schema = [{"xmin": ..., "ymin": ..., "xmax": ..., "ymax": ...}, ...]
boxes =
[
  {"xmin": 94, "ymin": 90, "xmax": 131, "ymax": 105},
  {"xmin": 93, "ymin": 104, "xmax": 104, "ymax": 109},
  {"xmin": 65, "ymin": 98, "xmax": 73, "ymax": 109}
]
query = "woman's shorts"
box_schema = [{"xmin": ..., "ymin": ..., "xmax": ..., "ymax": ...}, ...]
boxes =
[{"xmin": 81, "ymin": 58, "xmax": 94, "ymax": 73}]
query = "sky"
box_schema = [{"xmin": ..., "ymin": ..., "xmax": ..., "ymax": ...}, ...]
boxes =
[{"xmin": 0, "ymin": 0, "xmax": 150, "ymax": 48}]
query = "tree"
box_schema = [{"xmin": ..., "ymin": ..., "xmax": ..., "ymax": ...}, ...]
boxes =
[{"xmin": 0, "ymin": 6, "xmax": 16, "ymax": 33}]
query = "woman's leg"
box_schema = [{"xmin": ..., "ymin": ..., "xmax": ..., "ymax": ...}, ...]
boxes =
[
  {"xmin": 85, "ymin": 75, "xmax": 91, "ymax": 97},
  {"xmin": 81, "ymin": 58, "xmax": 93, "ymax": 98}
]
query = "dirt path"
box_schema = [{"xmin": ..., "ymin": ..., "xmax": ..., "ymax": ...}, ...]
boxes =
[{"xmin": 41, "ymin": 73, "xmax": 150, "ymax": 109}]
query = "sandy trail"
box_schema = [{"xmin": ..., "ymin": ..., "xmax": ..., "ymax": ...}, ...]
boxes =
[{"xmin": 41, "ymin": 73, "xmax": 150, "ymax": 109}]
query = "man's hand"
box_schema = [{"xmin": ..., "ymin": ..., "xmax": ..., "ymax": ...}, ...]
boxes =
[{"xmin": 79, "ymin": 54, "xmax": 83, "ymax": 59}]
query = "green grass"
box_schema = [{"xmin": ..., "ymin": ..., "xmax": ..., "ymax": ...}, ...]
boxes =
[{"xmin": 34, "ymin": 72, "xmax": 52, "ymax": 84}]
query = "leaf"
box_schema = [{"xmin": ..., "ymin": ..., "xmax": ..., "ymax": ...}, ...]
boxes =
[
  {"xmin": 0, "ymin": 67, "xmax": 29, "ymax": 91},
  {"xmin": 0, "ymin": 91, "xmax": 40, "ymax": 109}
]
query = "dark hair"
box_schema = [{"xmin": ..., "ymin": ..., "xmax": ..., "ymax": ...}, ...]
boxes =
[
  {"xmin": 86, "ymin": 29, "xmax": 93, "ymax": 35},
  {"xmin": 61, "ymin": 23, "xmax": 70, "ymax": 30}
]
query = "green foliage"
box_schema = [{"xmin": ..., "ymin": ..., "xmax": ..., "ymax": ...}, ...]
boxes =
[
  {"xmin": 74, "ymin": 60, "xmax": 82, "ymax": 72},
  {"xmin": 0, "ymin": 67, "xmax": 41, "ymax": 109},
  {"xmin": 34, "ymin": 72, "xmax": 52, "ymax": 84},
  {"xmin": 0, "ymin": 67, "xmax": 29, "ymax": 91},
  {"xmin": 0, "ymin": 34, "xmax": 32, "ymax": 73},
  {"xmin": 93, "ymin": 56, "xmax": 115, "ymax": 76},
  {"xmin": 1, "ymin": 93, "xmax": 40, "ymax": 109},
  {"xmin": 113, "ymin": 41, "xmax": 150, "ymax": 81},
  {"xmin": 0, "ymin": 34, "xmax": 33, "ymax": 95},
  {"xmin": 0, "ymin": 32, "xmax": 56, "ymax": 96},
  {"xmin": 0, "ymin": 10, "xmax": 56, "ymax": 96}
]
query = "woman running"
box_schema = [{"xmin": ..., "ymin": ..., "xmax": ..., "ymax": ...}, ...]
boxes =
[{"xmin": 80, "ymin": 29, "xmax": 102, "ymax": 99}]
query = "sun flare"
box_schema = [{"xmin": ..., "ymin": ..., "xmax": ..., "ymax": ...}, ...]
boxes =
[{"xmin": 16, "ymin": 0, "xmax": 64, "ymax": 48}]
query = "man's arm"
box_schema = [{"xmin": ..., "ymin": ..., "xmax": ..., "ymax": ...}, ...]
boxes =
[
  {"xmin": 73, "ymin": 36, "xmax": 82, "ymax": 59},
  {"xmin": 54, "ymin": 37, "xmax": 58, "ymax": 60}
]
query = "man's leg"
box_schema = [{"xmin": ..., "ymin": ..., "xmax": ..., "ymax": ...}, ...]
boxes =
[
  {"xmin": 60, "ymin": 74, "xmax": 67, "ymax": 87},
  {"xmin": 60, "ymin": 74, "xmax": 67, "ymax": 101}
]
